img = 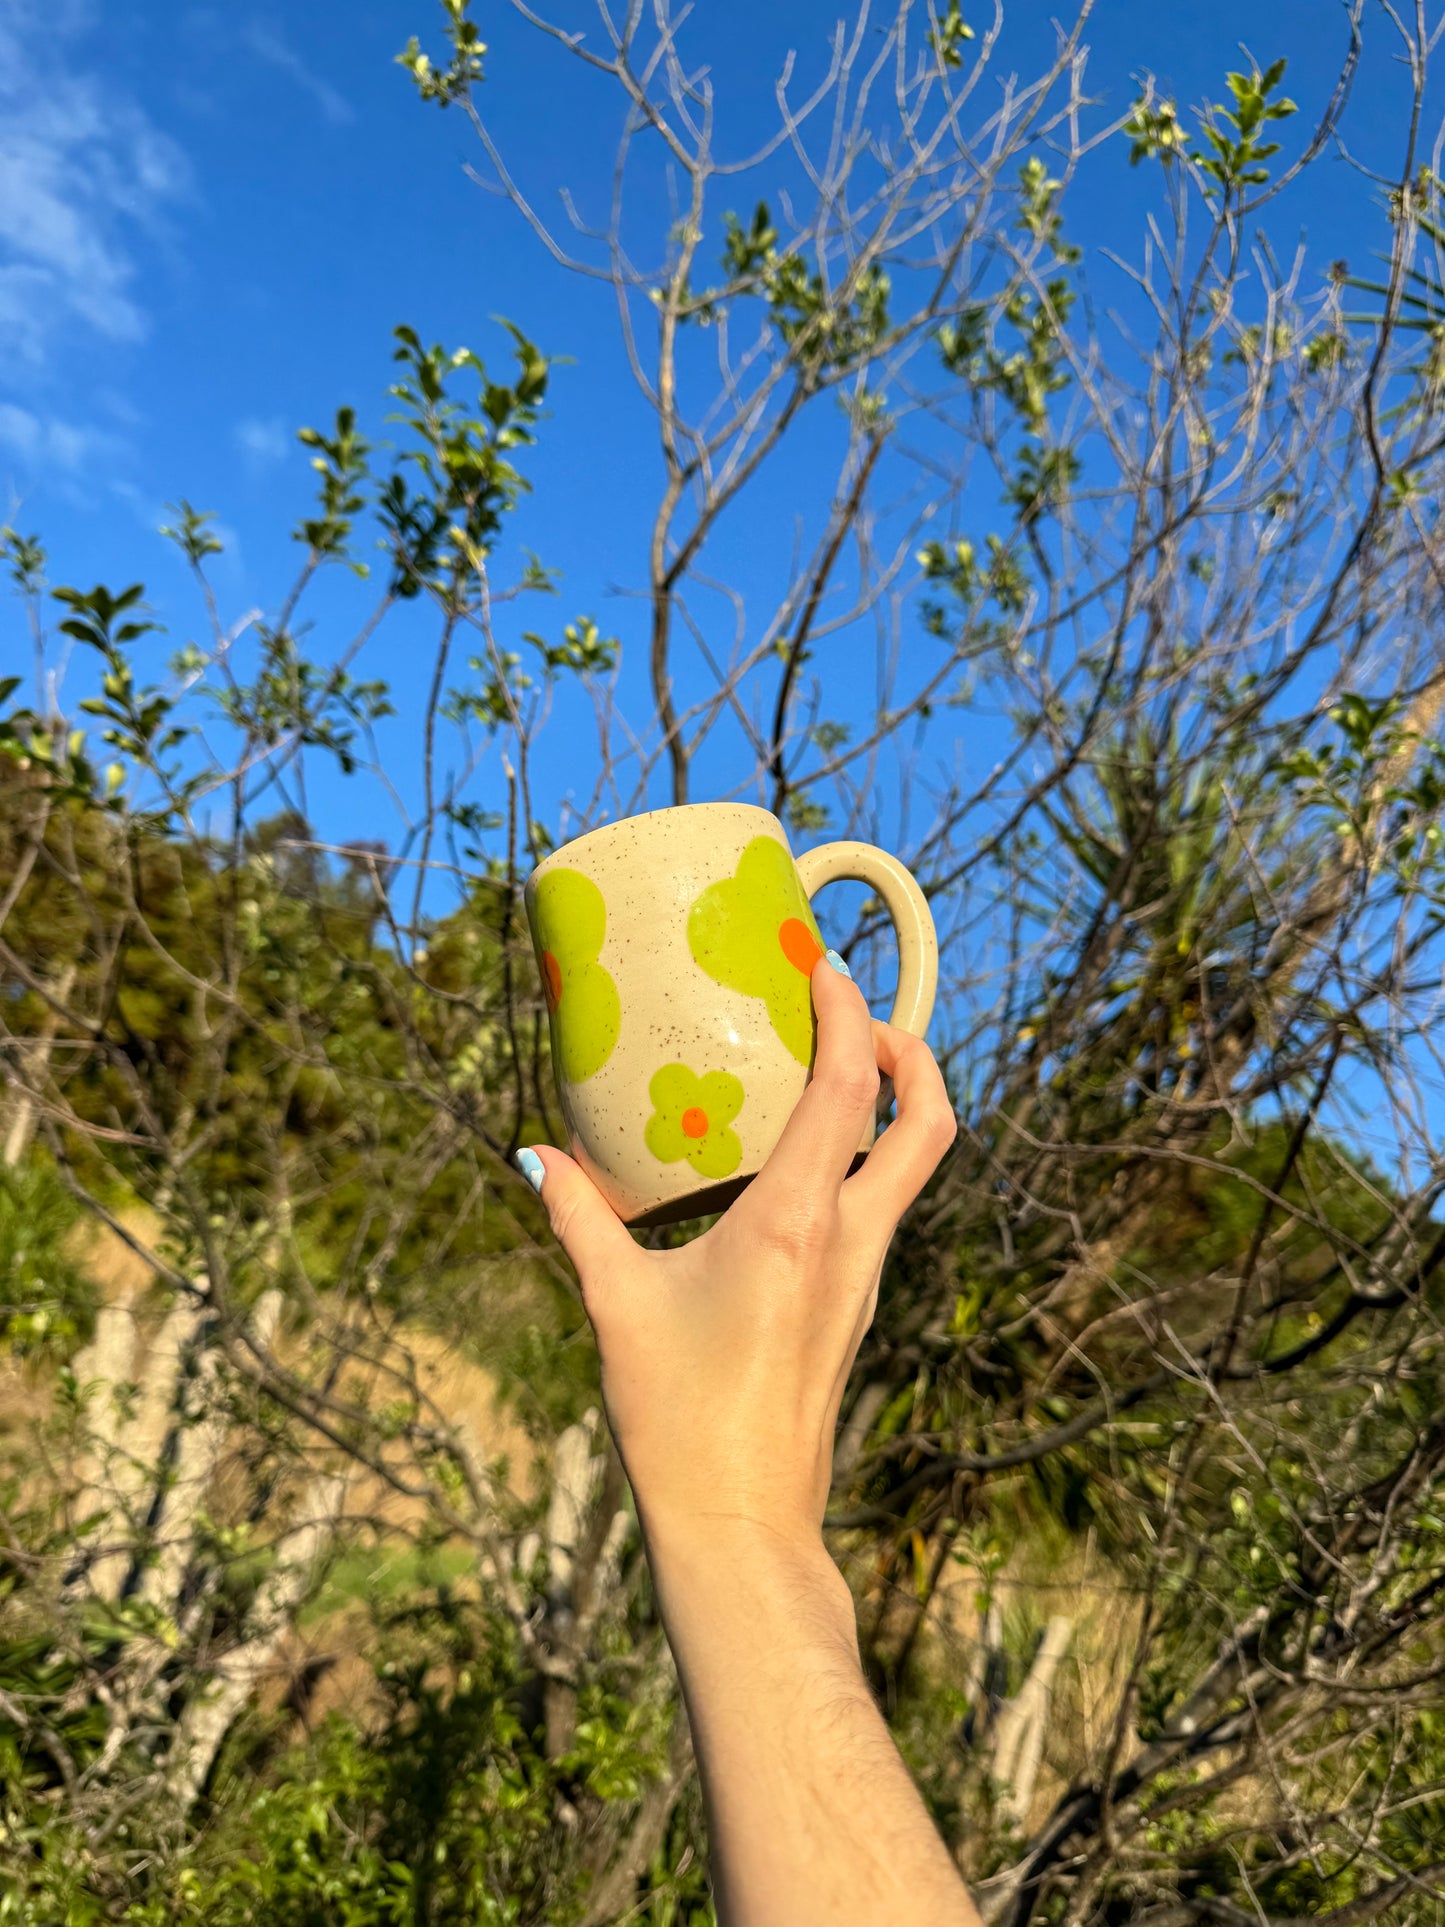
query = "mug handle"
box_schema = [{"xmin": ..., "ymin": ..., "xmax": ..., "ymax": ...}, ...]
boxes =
[{"xmin": 793, "ymin": 841, "xmax": 938, "ymax": 1037}]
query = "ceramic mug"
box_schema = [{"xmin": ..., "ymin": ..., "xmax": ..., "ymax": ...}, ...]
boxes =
[{"xmin": 523, "ymin": 802, "xmax": 938, "ymax": 1226}]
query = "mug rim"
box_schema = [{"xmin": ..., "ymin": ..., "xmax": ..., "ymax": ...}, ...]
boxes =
[{"xmin": 527, "ymin": 799, "xmax": 786, "ymax": 884}]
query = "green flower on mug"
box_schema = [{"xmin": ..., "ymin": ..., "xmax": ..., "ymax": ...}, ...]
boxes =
[
  {"xmin": 644, "ymin": 1063, "xmax": 745, "ymax": 1180},
  {"xmin": 686, "ymin": 835, "xmax": 826, "ymax": 1067},
  {"xmin": 530, "ymin": 867, "xmax": 622, "ymax": 1084}
]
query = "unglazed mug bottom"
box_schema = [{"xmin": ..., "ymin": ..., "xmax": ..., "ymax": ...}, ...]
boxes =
[{"xmin": 625, "ymin": 1151, "xmax": 868, "ymax": 1229}]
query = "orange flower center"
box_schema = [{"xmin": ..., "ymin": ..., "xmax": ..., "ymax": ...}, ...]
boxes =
[
  {"xmin": 778, "ymin": 916, "xmax": 823, "ymax": 975},
  {"xmin": 681, "ymin": 1106, "xmax": 709, "ymax": 1139},
  {"xmin": 542, "ymin": 950, "xmax": 563, "ymax": 1013}
]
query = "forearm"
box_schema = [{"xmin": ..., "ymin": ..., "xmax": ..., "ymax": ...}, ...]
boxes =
[{"xmin": 642, "ymin": 1517, "xmax": 980, "ymax": 1927}]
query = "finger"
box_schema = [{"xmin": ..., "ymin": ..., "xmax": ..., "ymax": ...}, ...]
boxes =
[
  {"xmin": 747, "ymin": 952, "xmax": 880, "ymax": 1213},
  {"xmin": 514, "ymin": 1145, "xmax": 636, "ymax": 1293},
  {"xmin": 842, "ymin": 1023, "xmax": 956, "ymax": 1223}
]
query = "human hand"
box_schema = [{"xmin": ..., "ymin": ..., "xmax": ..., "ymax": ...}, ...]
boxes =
[{"xmin": 514, "ymin": 955, "xmax": 957, "ymax": 1561}]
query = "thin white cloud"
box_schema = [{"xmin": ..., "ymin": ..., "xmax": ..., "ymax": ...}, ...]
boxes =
[
  {"xmin": 0, "ymin": 0, "xmax": 189, "ymax": 362},
  {"xmin": 0, "ymin": 400, "xmax": 114, "ymax": 472},
  {"xmin": 235, "ymin": 416, "xmax": 291, "ymax": 468},
  {"xmin": 242, "ymin": 23, "xmax": 353, "ymax": 126},
  {"xmin": 96, "ymin": 389, "xmax": 146, "ymax": 429}
]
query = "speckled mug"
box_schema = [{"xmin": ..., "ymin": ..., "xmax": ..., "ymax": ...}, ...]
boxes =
[{"xmin": 523, "ymin": 803, "xmax": 938, "ymax": 1227}]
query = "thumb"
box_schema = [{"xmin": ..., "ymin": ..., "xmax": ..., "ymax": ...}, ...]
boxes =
[{"xmin": 514, "ymin": 1144, "xmax": 635, "ymax": 1284}]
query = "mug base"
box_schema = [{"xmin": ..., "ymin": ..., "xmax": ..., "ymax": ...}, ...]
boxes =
[{"xmin": 624, "ymin": 1152, "xmax": 867, "ymax": 1230}]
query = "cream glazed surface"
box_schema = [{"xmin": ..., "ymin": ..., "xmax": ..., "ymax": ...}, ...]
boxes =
[{"xmin": 524, "ymin": 802, "xmax": 938, "ymax": 1226}]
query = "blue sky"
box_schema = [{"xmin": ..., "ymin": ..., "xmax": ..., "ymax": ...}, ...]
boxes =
[{"xmin": 0, "ymin": 0, "xmax": 1428, "ymax": 894}]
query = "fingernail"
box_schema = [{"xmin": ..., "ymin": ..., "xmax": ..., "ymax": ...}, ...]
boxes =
[
  {"xmin": 515, "ymin": 1147, "xmax": 546, "ymax": 1194},
  {"xmin": 824, "ymin": 948, "xmax": 852, "ymax": 979}
]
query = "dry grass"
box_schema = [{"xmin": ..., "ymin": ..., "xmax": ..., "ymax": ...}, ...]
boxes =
[
  {"xmin": 902, "ymin": 1530, "xmax": 1150, "ymax": 1839},
  {"xmin": 5, "ymin": 1200, "xmax": 549, "ymax": 1742}
]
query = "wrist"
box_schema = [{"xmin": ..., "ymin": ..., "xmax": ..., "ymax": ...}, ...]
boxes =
[{"xmin": 637, "ymin": 1506, "xmax": 859, "ymax": 1658}]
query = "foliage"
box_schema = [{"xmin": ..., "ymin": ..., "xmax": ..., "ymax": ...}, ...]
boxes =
[
  {"xmin": 0, "ymin": 1155, "xmax": 94, "ymax": 1357},
  {"xmin": 0, "ymin": 1591, "xmax": 704, "ymax": 1926}
]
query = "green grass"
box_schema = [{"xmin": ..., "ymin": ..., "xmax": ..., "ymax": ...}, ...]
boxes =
[{"xmin": 301, "ymin": 1540, "xmax": 476, "ymax": 1626}]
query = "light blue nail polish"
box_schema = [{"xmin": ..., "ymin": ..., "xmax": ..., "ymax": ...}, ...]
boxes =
[
  {"xmin": 515, "ymin": 1147, "xmax": 546, "ymax": 1194},
  {"xmin": 825, "ymin": 948, "xmax": 852, "ymax": 979}
]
